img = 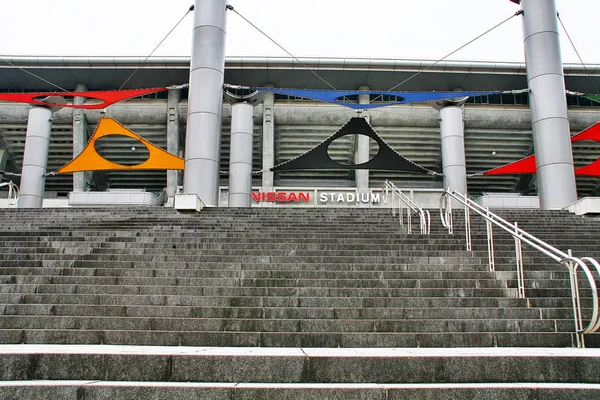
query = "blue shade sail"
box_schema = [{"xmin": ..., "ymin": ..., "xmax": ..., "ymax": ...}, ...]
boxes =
[
  {"xmin": 252, "ymin": 87, "xmax": 501, "ymax": 109},
  {"xmin": 271, "ymin": 116, "xmax": 439, "ymax": 174}
]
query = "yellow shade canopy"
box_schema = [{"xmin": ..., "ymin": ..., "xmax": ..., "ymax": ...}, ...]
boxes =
[{"xmin": 58, "ymin": 117, "xmax": 184, "ymax": 173}]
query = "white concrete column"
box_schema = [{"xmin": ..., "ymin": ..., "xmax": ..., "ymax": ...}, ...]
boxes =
[
  {"xmin": 440, "ymin": 105, "xmax": 468, "ymax": 196},
  {"xmin": 261, "ymin": 90, "xmax": 275, "ymax": 191},
  {"xmin": 183, "ymin": 0, "xmax": 228, "ymax": 206},
  {"xmin": 72, "ymin": 84, "xmax": 90, "ymax": 192},
  {"xmin": 167, "ymin": 88, "xmax": 181, "ymax": 199},
  {"xmin": 18, "ymin": 106, "xmax": 53, "ymax": 208},
  {"xmin": 229, "ymin": 102, "xmax": 254, "ymax": 207},
  {"xmin": 0, "ymin": 149, "xmax": 7, "ymax": 171},
  {"xmin": 356, "ymin": 86, "xmax": 370, "ymax": 190},
  {"xmin": 521, "ymin": 0, "xmax": 577, "ymax": 209}
]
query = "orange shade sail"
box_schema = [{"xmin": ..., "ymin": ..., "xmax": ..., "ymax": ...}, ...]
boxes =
[{"xmin": 58, "ymin": 117, "xmax": 183, "ymax": 173}]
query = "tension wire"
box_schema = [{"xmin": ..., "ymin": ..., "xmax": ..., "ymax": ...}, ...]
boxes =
[
  {"xmin": 387, "ymin": 10, "xmax": 523, "ymax": 92},
  {"xmin": 119, "ymin": 5, "xmax": 194, "ymax": 90},
  {"xmin": 228, "ymin": 5, "xmax": 337, "ymax": 90},
  {"xmin": 0, "ymin": 56, "xmax": 68, "ymax": 92},
  {"xmin": 558, "ymin": 14, "xmax": 600, "ymax": 95}
]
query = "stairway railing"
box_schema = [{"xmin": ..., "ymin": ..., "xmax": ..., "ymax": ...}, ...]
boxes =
[
  {"xmin": 440, "ymin": 189, "xmax": 600, "ymax": 348},
  {"xmin": 383, "ymin": 180, "xmax": 430, "ymax": 234},
  {"xmin": 0, "ymin": 181, "xmax": 19, "ymax": 206}
]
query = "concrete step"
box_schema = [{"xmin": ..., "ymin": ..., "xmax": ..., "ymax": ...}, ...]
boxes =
[
  {"xmin": 0, "ymin": 268, "xmax": 510, "ymax": 281},
  {"xmin": 82, "ymin": 248, "xmax": 481, "ymax": 258},
  {"xmin": 2, "ymin": 304, "xmax": 546, "ymax": 320},
  {"xmin": 0, "ymin": 315, "xmax": 565, "ymax": 333},
  {"xmin": 0, "ymin": 260, "xmax": 495, "ymax": 272},
  {"xmin": 1, "ymin": 345, "xmax": 598, "ymax": 383},
  {"xmin": 0, "ymin": 329, "xmax": 580, "ymax": 347},
  {"xmin": 2, "ymin": 381, "xmax": 600, "ymax": 400},
  {"xmin": 2, "ymin": 284, "xmax": 519, "ymax": 298},
  {"xmin": 0, "ymin": 235, "xmax": 469, "ymax": 246},
  {"xmin": 0, "ymin": 277, "xmax": 509, "ymax": 291},
  {"xmin": 0, "ymin": 241, "xmax": 469, "ymax": 252},
  {"xmin": 12, "ymin": 293, "xmax": 529, "ymax": 308},
  {"xmin": 0, "ymin": 254, "xmax": 486, "ymax": 264}
]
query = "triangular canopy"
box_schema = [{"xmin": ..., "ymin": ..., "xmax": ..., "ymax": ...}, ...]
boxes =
[
  {"xmin": 584, "ymin": 94, "xmax": 600, "ymax": 105},
  {"xmin": 272, "ymin": 116, "xmax": 437, "ymax": 174},
  {"xmin": 58, "ymin": 117, "xmax": 183, "ymax": 173},
  {"xmin": 484, "ymin": 123, "xmax": 600, "ymax": 176}
]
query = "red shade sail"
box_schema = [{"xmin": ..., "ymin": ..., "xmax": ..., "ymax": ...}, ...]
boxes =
[
  {"xmin": 484, "ymin": 123, "xmax": 600, "ymax": 176},
  {"xmin": 0, "ymin": 87, "xmax": 166, "ymax": 109}
]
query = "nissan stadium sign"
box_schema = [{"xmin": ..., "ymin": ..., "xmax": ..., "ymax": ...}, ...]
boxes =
[{"xmin": 251, "ymin": 191, "xmax": 380, "ymax": 204}]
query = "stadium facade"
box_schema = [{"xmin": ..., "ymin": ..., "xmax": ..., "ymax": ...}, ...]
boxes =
[{"xmin": 0, "ymin": 0, "xmax": 599, "ymax": 210}]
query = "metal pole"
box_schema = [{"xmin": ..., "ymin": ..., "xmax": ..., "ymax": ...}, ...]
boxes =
[
  {"xmin": 18, "ymin": 106, "xmax": 52, "ymax": 208},
  {"xmin": 183, "ymin": 0, "xmax": 228, "ymax": 206},
  {"xmin": 229, "ymin": 102, "xmax": 254, "ymax": 207},
  {"xmin": 520, "ymin": 0, "xmax": 577, "ymax": 209}
]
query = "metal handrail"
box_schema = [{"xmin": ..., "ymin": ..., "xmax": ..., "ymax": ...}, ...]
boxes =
[
  {"xmin": 440, "ymin": 189, "xmax": 600, "ymax": 348},
  {"xmin": 0, "ymin": 181, "xmax": 19, "ymax": 206},
  {"xmin": 383, "ymin": 180, "xmax": 430, "ymax": 234}
]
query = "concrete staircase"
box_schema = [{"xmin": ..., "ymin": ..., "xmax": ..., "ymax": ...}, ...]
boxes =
[{"xmin": 0, "ymin": 206, "xmax": 598, "ymax": 398}]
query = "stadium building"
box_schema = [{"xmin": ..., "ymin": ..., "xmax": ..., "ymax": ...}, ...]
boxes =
[
  {"xmin": 2, "ymin": 55, "xmax": 599, "ymax": 209},
  {"xmin": 0, "ymin": 0, "xmax": 599, "ymax": 397}
]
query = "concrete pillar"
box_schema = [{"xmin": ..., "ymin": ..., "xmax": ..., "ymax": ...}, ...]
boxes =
[
  {"xmin": 167, "ymin": 88, "xmax": 181, "ymax": 199},
  {"xmin": 228, "ymin": 102, "xmax": 254, "ymax": 207},
  {"xmin": 440, "ymin": 105, "xmax": 468, "ymax": 196},
  {"xmin": 0, "ymin": 149, "xmax": 7, "ymax": 171},
  {"xmin": 18, "ymin": 106, "xmax": 53, "ymax": 208},
  {"xmin": 261, "ymin": 90, "xmax": 275, "ymax": 190},
  {"xmin": 356, "ymin": 86, "xmax": 370, "ymax": 190},
  {"xmin": 72, "ymin": 84, "xmax": 90, "ymax": 192},
  {"xmin": 183, "ymin": 0, "xmax": 228, "ymax": 206},
  {"xmin": 520, "ymin": 0, "xmax": 577, "ymax": 209}
]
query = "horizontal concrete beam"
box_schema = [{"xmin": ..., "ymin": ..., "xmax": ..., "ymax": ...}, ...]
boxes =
[{"xmin": 0, "ymin": 103, "xmax": 595, "ymax": 133}]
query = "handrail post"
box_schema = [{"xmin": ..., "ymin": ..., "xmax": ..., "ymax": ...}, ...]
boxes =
[
  {"xmin": 384, "ymin": 184, "xmax": 389, "ymax": 206},
  {"xmin": 398, "ymin": 196, "xmax": 403, "ymax": 226},
  {"xmin": 440, "ymin": 192, "xmax": 453, "ymax": 234},
  {"xmin": 464, "ymin": 203, "xmax": 471, "ymax": 252},
  {"xmin": 567, "ymin": 249, "xmax": 585, "ymax": 348},
  {"xmin": 426, "ymin": 210, "xmax": 431, "ymax": 235},
  {"xmin": 486, "ymin": 208, "xmax": 495, "ymax": 272},
  {"xmin": 407, "ymin": 205, "xmax": 412, "ymax": 234},
  {"xmin": 514, "ymin": 222, "xmax": 525, "ymax": 298},
  {"xmin": 581, "ymin": 257, "xmax": 600, "ymax": 334}
]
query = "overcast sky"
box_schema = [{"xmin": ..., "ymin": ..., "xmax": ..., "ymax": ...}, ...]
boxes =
[{"xmin": 0, "ymin": 0, "xmax": 598, "ymax": 64}]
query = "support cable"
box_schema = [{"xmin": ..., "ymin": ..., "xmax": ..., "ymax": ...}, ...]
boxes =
[
  {"xmin": 558, "ymin": 14, "xmax": 600, "ymax": 95},
  {"xmin": 387, "ymin": 11, "xmax": 523, "ymax": 92},
  {"xmin": 228, "ymin": 5, "xmax": 337, "ymax": 90},
  {"xmin": 0, "ymin": 56, "xmax": 68, "ymax": 92},
  {"xmin": 119, "ymin": 5, "xmax": 195, "ymax": 90},
  {"xmin": 0, "ymin": 170, "xmax": 20, "ymax": 177}
]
